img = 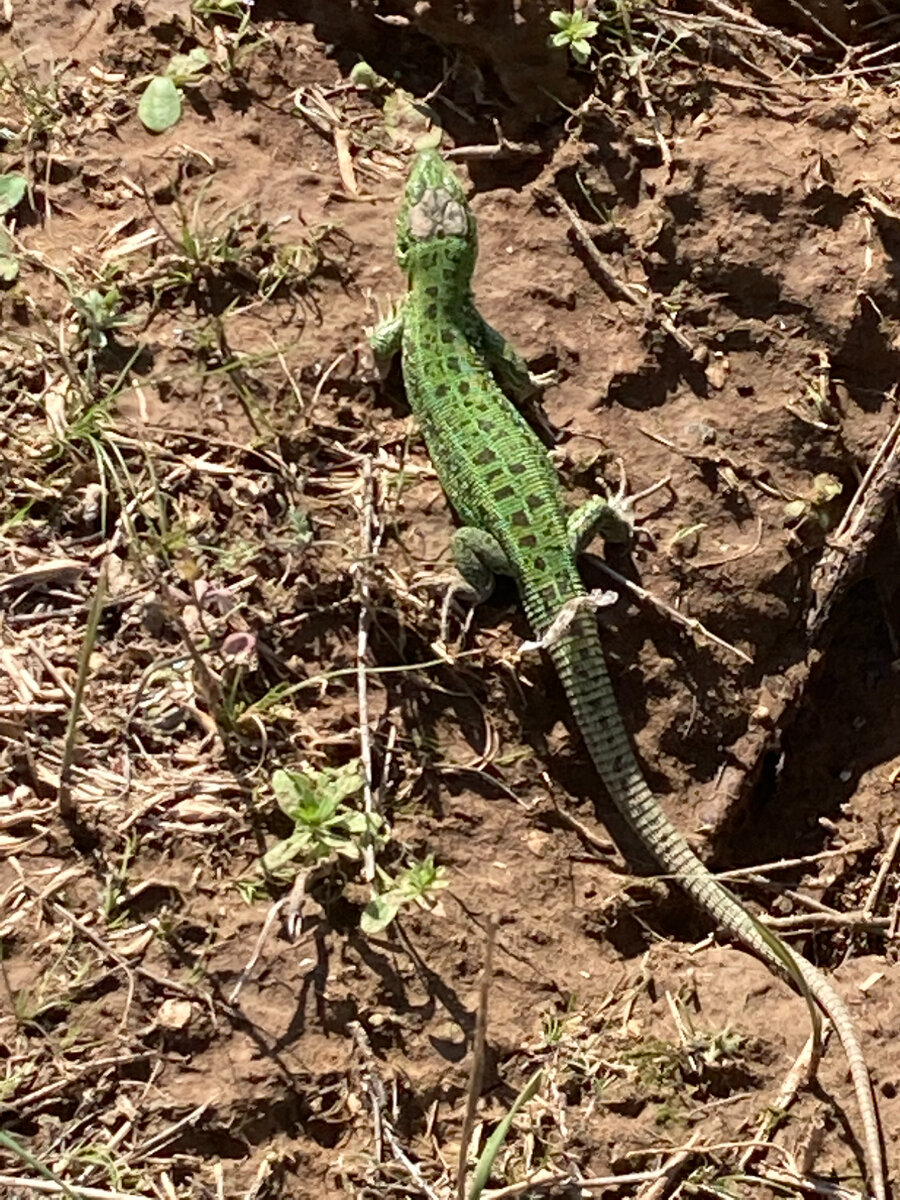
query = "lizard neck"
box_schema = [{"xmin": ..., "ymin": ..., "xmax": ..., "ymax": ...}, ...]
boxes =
[{"xmin": 407, "ymin": 272, "xmax": 474, "ymax": 316}]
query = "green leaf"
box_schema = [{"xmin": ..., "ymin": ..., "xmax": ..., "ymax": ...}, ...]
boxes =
[
  {"xmin": 181, "ymin": 228, "xmax": 200, "ymax": 259},
  {"xmin": 783, "ymin": 499, "xmax": 807, "ymax": 522},
  {"xmin": 271, "ymin": 768, "xmax": 307, "ymax": 816},
  {"xmin": 548, "ymin": 10, "xmax": 569, "ymax": 29},
  {"xmin": 260, "ymin": 827, "xmax": 316, "ymax": 873},
  {"xmin": 325, "ymin": 762, "xmax": 366, "ymax": 804},
  {"xmin": 571, "ymin": 39, "xmax": 592, "ymax": 64},
  {"xmin": 349, "ymin": 61, "xmax": 383, "ymax": 90},
  {"xmin": 468, "ymin": 1071, "xmax": 543, "ymax": 1200},
  {"xmin": 361, "ymin": 893, "xmax": 402, "ymax": 935},
  {"xmin": 0, "ymin": 173, "xmax": 27, "ymax": 216},
  {"xmin": 139, "ymin": 76, "xmax": 182, "ymax": 133},
  {"xmin": 810, "ymin": 473, "xmax": 842, "ymax": 504},
  {"xmin": 341, "ymin": 812, "xmax": 370, "ymax": 835},
  {"xmin": 167, "ymin": 47, "xmax": 212, "ymax": 85},
  {"xmin": 0, "ymin": 225, "xmax": 18, "ymax": 282},
  {"xmin": 334, "ymin": 838, "xmax": 361, "ymax": 861}
]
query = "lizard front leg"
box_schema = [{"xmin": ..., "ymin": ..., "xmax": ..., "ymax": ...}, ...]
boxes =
[
  {"xmin": 469, "ymin": 311, "xmax": 558, "ymax": 401},
  {"xmin": 367, "ymin": 297, "xmax": 406, "ymax": 362}
]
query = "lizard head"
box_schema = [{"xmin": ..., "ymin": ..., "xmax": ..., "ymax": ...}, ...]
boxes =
[{"xmin": 396, "ymin": 149, "xmax": 477, "ymax": 286}]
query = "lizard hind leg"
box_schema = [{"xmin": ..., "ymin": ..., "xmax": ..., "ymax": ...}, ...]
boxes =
[
  {"xmin": 567, "ymin": 494, "xmax": 634, "ymax": 556},
  {"xmin": 569, "ymin": 461, "xmax": 673, "ymax": 556},
  {"xmin": 440, "ymin": 526, "xmax": 511, "ymax": 643}
]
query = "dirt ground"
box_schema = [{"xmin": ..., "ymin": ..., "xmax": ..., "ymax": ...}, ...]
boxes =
[{"xmin": 3, "ymin": 2, "xmax": 900, "ymax": 1198}]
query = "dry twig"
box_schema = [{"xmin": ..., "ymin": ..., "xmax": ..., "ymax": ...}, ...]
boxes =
[
  {"xmin": 807, "ymin": 403, "xmax": 900, "ymax": 640},
  {"xmin": 458, "ymin": 915, "xmax": 498, "ymax": 1200}
]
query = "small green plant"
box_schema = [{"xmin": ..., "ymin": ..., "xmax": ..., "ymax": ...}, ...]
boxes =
[
  {"xmin": 548, "ymin": 8, "xmax": 599, "ymax": 65},
  {"xmin": 0, "ymin": 59, "xmax": 65, "ymax": 151},
  {"xmin": 252, "ymin": 762, "xmax": 450, "ymax": 936},
  {"xmin": 624, "ymin": 1027, "xmax": 749, "ymax": 1101},
  {"xmin": 138, "ymin": 47, "xmax": 211, "ymax": 133},
  {"xmin": 361, "ymin": 855, "xmax": 449, "ymax": 934},
  {"xmin": 784, "ymin": 472, "xmax": 843, "ymax": 532},
  {"xmin": 192, "ymin": 0, "xmax": 263, "ymax": 72},
  {"xmin": 70, "ymin": 286, "xmax": 137, "ymax": 350},
  {"xmin": 99, "ymin": 834, "xmax": 139, "ymax": 924},
  {"xmin": 235, "ymin": 877, "xmax": 268, "ymax": 904},
  {"xmin": 262, "ymin": 761, "xmax": 383, "ymax": 879},
  {"xmin": 139, "ymin": 187, "xmax": 343, "ymax": 313}
]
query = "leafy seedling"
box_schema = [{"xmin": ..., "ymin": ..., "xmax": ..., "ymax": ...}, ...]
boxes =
[
  {"xmin": 784, "ymin": 473, "xmax": 843, "ymax": 532},
  {"xmin": 192, "ymin": 0, "xmax": 262, "ymax": 73},
  {"xmin": 548, "ymin": 8, "xmax": 599, "ymax": 65},
  {"xmin": 70, "ymin": 286, "xmax": 136, "ymax": 350},
  {"xmin": 138, "ymin": 47, "xmax": 211, "ymax": 133},
  {"xmin": 261, "ymin": 761, "xmax": 384, "ymax": 879},
  {"xmin": 361, "ymin": 854, "xmax": 449, "ymax": 934}
]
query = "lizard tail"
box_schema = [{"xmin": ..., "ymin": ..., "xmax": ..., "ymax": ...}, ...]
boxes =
[{"xmin": 549, "ymin": 617, "xmax": 886, "ymax": 1200}]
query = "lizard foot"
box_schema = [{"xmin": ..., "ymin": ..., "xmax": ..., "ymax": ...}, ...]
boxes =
[
  {"xmin": 439, "ymin": 576, "xmax": 480, "ymax": 645},
  {"xmin": 569, "ymin": 460, "xmax": 671, "ymax": 556}
]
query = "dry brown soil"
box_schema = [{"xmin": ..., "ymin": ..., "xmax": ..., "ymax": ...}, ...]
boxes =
[{"xmin": 3, "ymin": 3, "xmax": 900, "ymax": 1199}]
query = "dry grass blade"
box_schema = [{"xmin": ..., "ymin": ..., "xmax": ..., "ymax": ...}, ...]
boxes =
[
  {"xmin": 0, "ymin": 1174, "xmax": 152, "ymax": 1200},
  {"xmin": 457, "ymin": 918, "xmax": 544, "ymax": 1200},
  {"xmin": 57, "ymin": 560, "xmax": 107, "ymax": 819},
  {"xmin": 458, "ymin": 916, "xmax": 497, "ymax": 1200}
]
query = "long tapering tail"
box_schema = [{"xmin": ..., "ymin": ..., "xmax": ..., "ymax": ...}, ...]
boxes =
[{"xmin": 547, "ymin": 608, "xmax": 885, "ymax": 1200}]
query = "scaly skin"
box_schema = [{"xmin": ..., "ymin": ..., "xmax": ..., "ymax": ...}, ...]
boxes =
[{"xmin": 370, "ymin": 149, "xmax": 885, "ymax": 1200}]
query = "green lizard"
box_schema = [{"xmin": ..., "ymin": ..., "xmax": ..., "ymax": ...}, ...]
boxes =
[{"xmin": 369, "ymin": 148, "xmax": 885, "ymax": 1200}]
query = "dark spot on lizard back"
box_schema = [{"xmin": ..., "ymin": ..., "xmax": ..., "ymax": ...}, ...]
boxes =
[
  {"xmin": 494, "ymin": 485, "xmax": 515, "ymax": 501},
  {"xmin": 426, "ymin": 304, "xmax": 438, "ymax": 320},
  {"xmin": 458, "ymin": 381, "xmax": 470, "ymax": 395},
  {"xmin": 527, "ymin": 493, "xmax": 547, "ymax": 509},
  {"xmin": 447, "ymin": 357, "xmax": 461, "ymax": 372},
  {"xmin": 426, "ymin": 285, "xmax": 439, "ymax": 298},
  {"xmin": 519, "ymin": 533, "xmax": 539, "ymax": 548},
  {"xmin": 511, "ymin": 511, "xmax": 529, "ymax": 527},
  {"xmin": 435, "ymin": 383, "xmax": 449, "ymax": 397},
  {"xmin": 475, "ymin": 446, "xmax": 498, "ymax": 464},
  {"xmin": 441, "ymin": 329, "xmax": 454, "ymax": 344},
  {"xmin": 509, "ymin": 462, "xmax": 527, "ymax": 475},
  {"xmin": 533, "ymin": 556, "xmax": 547, "ymax": 571}
]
